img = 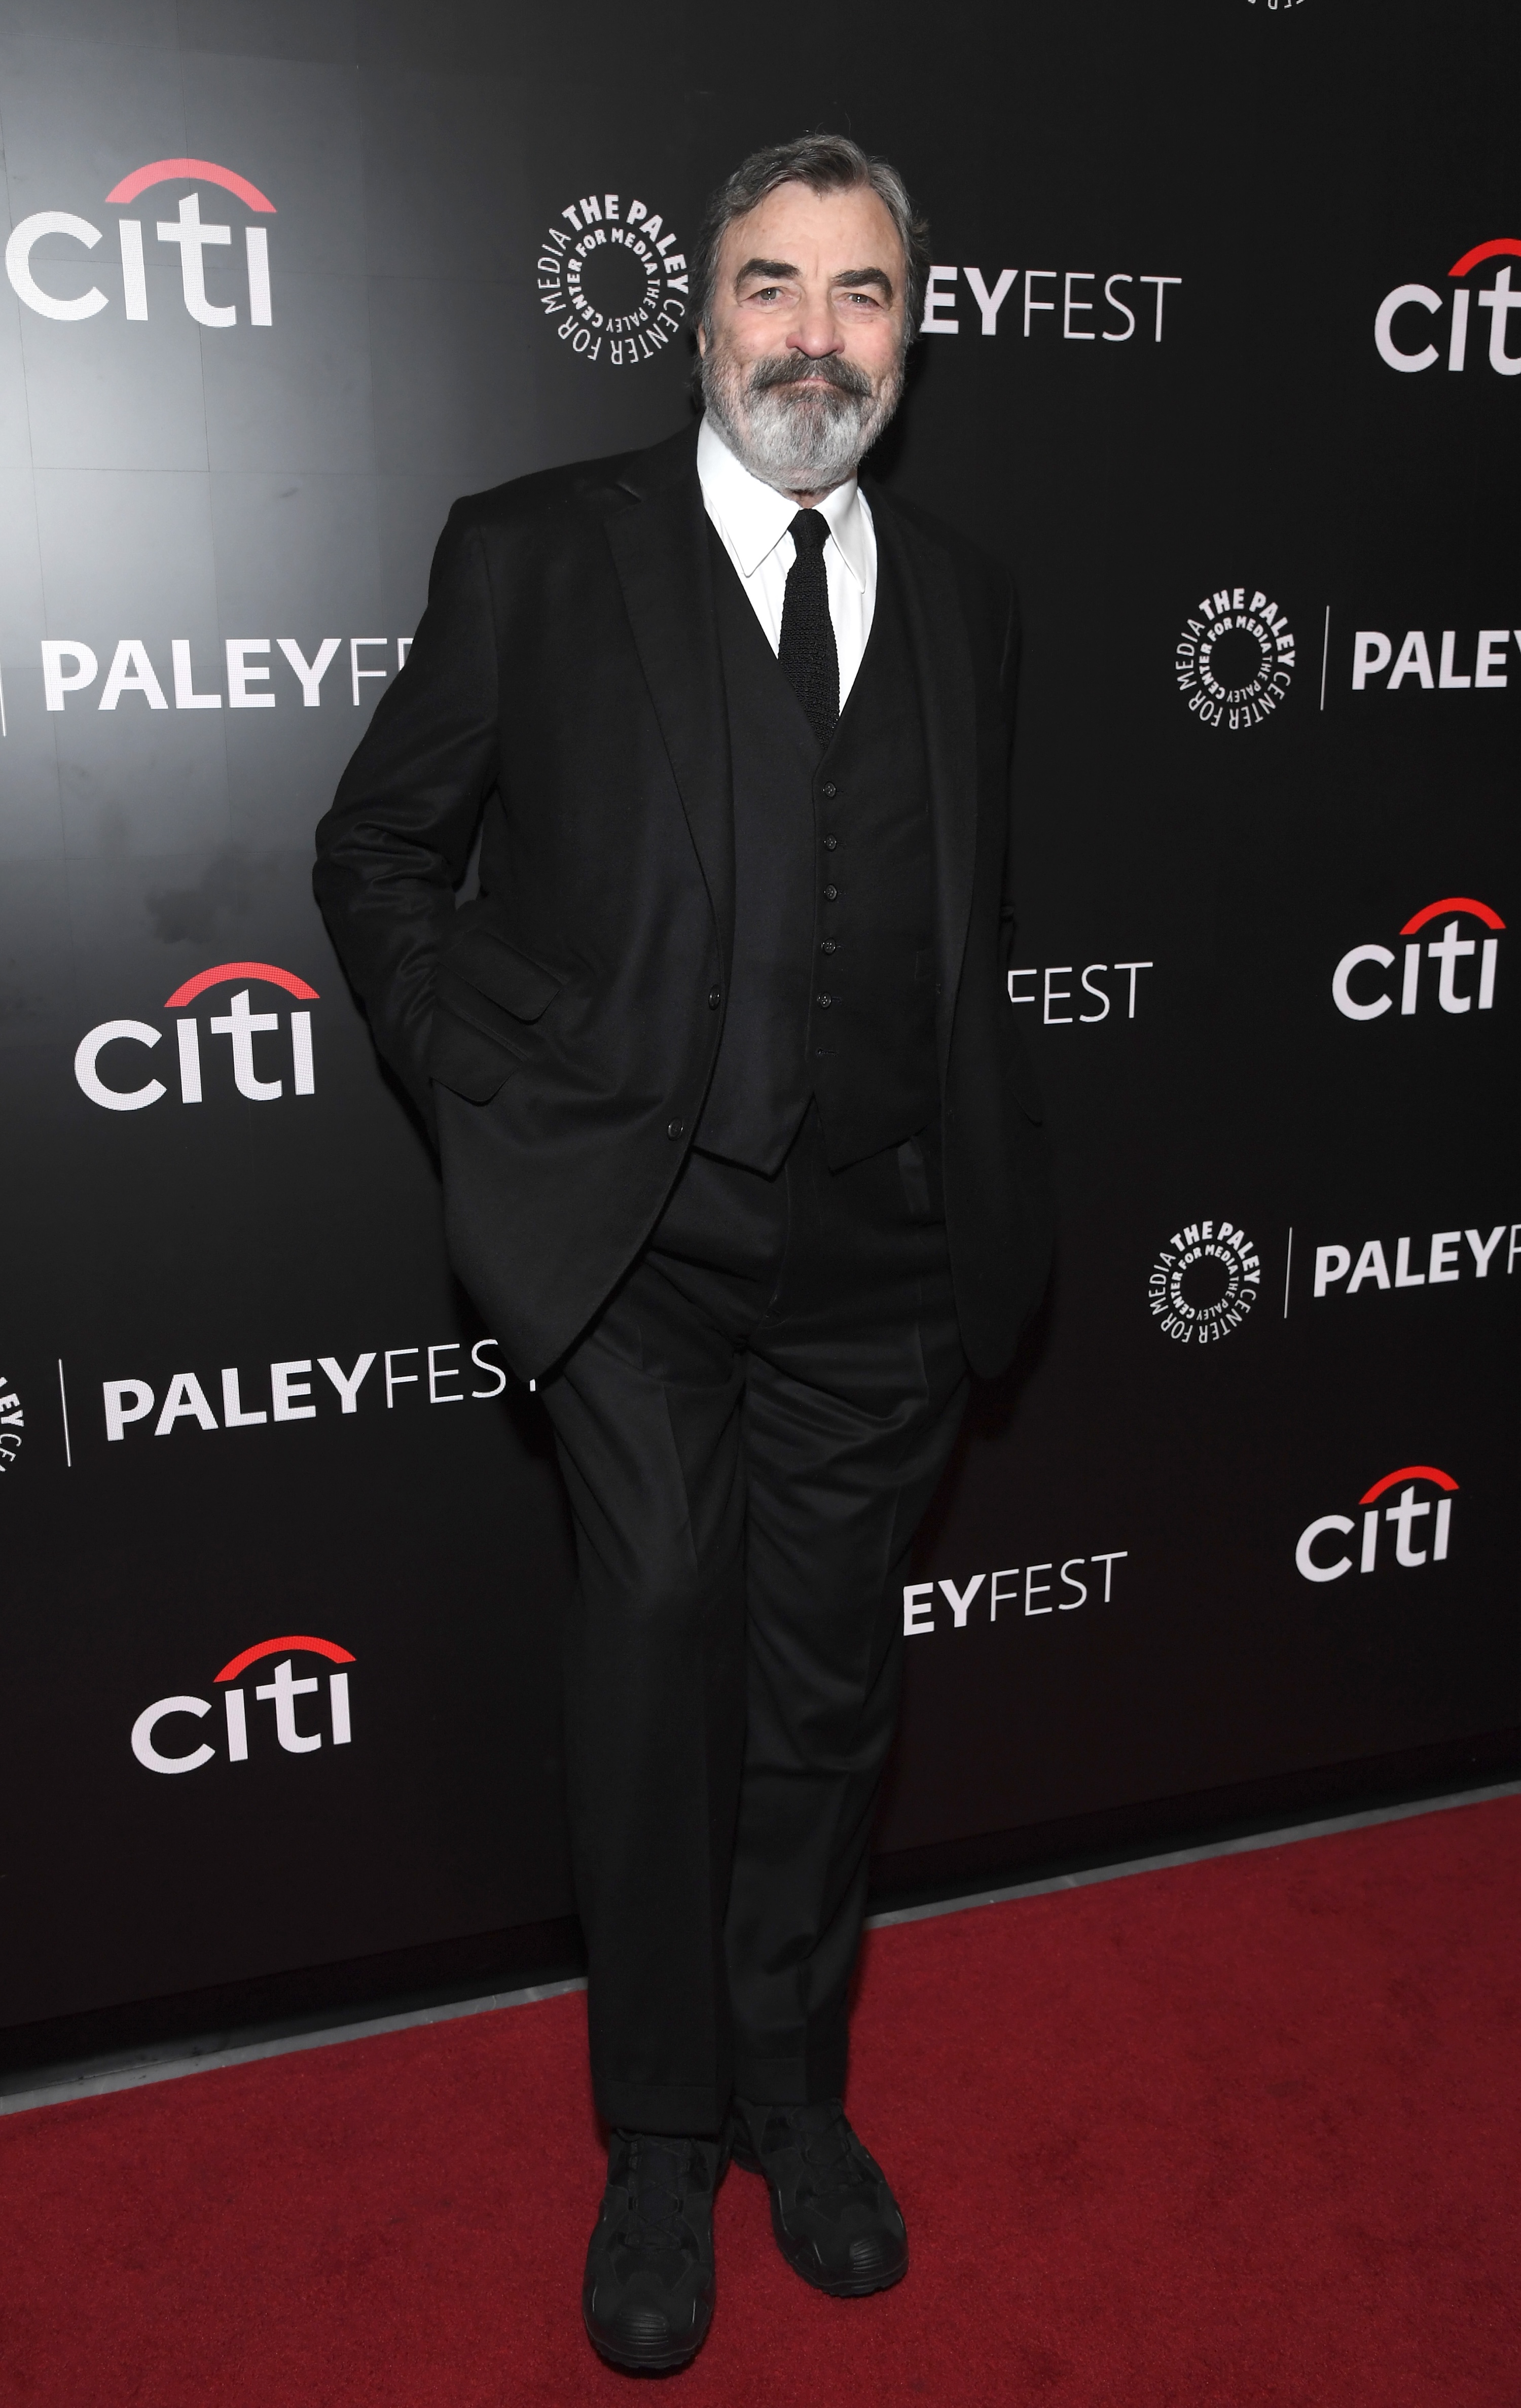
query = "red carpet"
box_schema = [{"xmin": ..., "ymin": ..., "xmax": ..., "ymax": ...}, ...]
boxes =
[{"xmin": 4, "ymin": 1797, "xmax": 1518, "ymax": 2407}]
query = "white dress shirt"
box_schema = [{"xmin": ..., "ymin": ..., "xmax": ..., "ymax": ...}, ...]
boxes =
[{"xmin": 696, "ymin": 414, "xmax": 877, "ymax": 705}]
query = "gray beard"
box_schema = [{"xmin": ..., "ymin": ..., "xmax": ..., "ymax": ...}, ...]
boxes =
[{"xmin": 700, "ymin": 345, "xmax": 901, "ymax": 494}]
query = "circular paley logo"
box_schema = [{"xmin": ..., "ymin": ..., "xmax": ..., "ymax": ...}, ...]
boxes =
[
  {"xmin": 1147, "ymin": 1219, "xmax": 1263, "ymax": 1344},
  {"xmin": 1175, "ymin": 587, "xmax": 1295, "ymax": 730},
  {"xmin": 0, "ymin": 1363, "xmax": 24, "ymax": 1475},
  {"xmin": 535, "ymin": 190, "xmax": 689, "ymax": 368}
]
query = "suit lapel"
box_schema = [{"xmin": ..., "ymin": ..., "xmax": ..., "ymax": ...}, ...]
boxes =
[
  {"xmin": 872, "ymin": 491, "xmax": 980, "ymax": 1077},
  {"xmin": 604, "ymin": 433, "xmax": 735, "ymax": 968}
]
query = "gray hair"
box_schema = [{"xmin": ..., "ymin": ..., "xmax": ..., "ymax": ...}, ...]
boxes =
[{"xmin": 693, "ymin": 134, "xmax": 929, "ymax": 349}]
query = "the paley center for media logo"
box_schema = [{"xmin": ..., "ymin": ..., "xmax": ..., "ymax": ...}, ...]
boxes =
[
  {"xmin": 1175, "ymin": 588, "xmax": 1295, "ymax": 731},
  {"xmin": 74, "ymin": 962, "xmax": 321, "ymax": 1112},
  {"xmin": 0, "ymin": 1369, "xmax": 23, "ymax": 1476},
  {"xmin": 535, "ymin": 190, "xmax": 688, "ymax": 367},
  {"xmin": 1148, "ymin": 1219, "xmax": 1262, "ymax": 1345},
  {"xmin": 1374, "ymin": 238, "xmax": 1521, "ymax": 377},
  {"xmin": 5, "ymin": 157, "xmax": 276, "ymax": 328},
  {"xmin": 131, "ymin": 1635, "xmax": 354, "ymax": 1775}
]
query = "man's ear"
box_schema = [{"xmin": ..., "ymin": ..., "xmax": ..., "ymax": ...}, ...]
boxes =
[{"xmin": 696, "ymin": 325, "xmax": 707, "ymax": 359}]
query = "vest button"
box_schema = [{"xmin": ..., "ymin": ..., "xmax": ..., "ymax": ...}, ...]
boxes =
[
  {"xmin": 666, "ymin": 1119, "xmax": 685, "ymax": 1139},
  {"xmin": 707, "ymin": 987, "xmax": 722, "ymax": 1009},
  {"xmin": 823, "ymin": 885, "xmax": 838, "ymax": 901},
  {"xmin": 822, "ymin": 835, "xmax": 838, "ymax": 851},
  {"xmin": 816, "ymin": 994, "xmax": 833, "ymax": 1009},
  {"xmin": 820, "ymin": 940, "xmax": 837, "ymax": 955},
  {"xmin": 821, "ymin": 782, "xmax": 838, "ymax": 798}
]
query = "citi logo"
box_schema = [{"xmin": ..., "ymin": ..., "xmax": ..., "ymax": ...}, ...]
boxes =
[
  {"xmin": 1374, "ymin": 238, "xmax": 1521, "ymax": 375},
  {"xmin": 5, "ymin": 158, "xmax": 274, "ymax": 329},
  {"xmin": 1331, "ymin": 899, "xmax": 1502, "ymax": 1022},
  {"xmin": 75, "ymin": 963, "xmax": 319, "ymax": 1113},
  {"xmin": 1295, "ymin": 1466, "xmax": 1457, "ymax": 1585},
  {"xmin": 131, "ymin": 1635, "xmax": 353, "ymax": 1776}
]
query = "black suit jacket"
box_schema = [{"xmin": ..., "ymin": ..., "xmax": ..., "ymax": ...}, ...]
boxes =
[{"xmin": 313, "ymin": 421, "xmax": 1052, "ymax": 1379}]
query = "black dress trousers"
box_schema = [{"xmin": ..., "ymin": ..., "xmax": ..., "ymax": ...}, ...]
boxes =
[{"xmin": 540, "ymin": 1108, "xmax": 967, "ymax": 2136}]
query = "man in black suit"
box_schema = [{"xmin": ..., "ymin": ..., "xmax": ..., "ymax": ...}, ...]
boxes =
[{"xmin": 314, "ymin": 134, "xmax": 1049, "ymax": 2370}]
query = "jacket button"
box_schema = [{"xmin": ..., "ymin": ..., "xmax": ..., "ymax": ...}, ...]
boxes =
[
  {"xmin": 667, "ymin": 1119, "xmax": 685, "ymax": 1139},
  {"xmin": 707, "ymin": 987, "xmax": 722, "ymax": 1009},
  {"xmin": 820, "ymin": 939, "xmax": 837, "ymax": 955},
  {"xmin": 821, "ymin": 782, "xmax": 838, "ymax": 798},
  {"xmin": 822, "ymin": 835, "xmax": 838, "ymax": 850},
  {"xmin": 823, "ymin": 884, "xmax": 838, "ymax": 901},
  {"xmin": 816, "ymin": 994, "xmax": 832, "ymax": 1009}
]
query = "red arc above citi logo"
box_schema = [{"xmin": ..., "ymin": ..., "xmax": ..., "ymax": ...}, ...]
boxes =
[
  {"xmin": 131, "ymin": 1635, "xmax": 354, "ymax": 1775},
  {"xmin": 1374, "ymin": 238, "xmax": 1521, "ymax": 376},
  {"xmin": 1331, "ymin": 898, "xmax": 1502, "ymax": 1022},
  {"xmin": 75, "ymin": 962, "xmax": 319, "ymax": 1112},
  {"xmin": 5, "ymin": 158, "xmax": 275, "ymax": 329},
  {"xmin": 1296, "ymin": 1466, "xmax": 1457, "ymax": 1584}
]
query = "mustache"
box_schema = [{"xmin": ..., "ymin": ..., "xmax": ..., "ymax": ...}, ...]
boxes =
[{"xmin": 747, "ymin": 351, "xmax": 875, "ymax": 402}]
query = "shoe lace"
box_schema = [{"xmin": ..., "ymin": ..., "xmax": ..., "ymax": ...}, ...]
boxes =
[
  {"xmin": 615, "ymin": 2133, "xmax": 697, "ymax": 2250},
  {"xmin": 783, "ymin": 2101, "xmax": 871, "ymax": 2193}
]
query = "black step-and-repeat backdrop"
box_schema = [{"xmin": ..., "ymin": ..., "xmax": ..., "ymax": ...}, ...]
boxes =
[{"xmin": 3, "ymin": 1, "xmax": 1516, "ymax": 2033}]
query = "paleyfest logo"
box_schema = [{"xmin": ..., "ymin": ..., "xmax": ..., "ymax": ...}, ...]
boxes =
[
  {"xmin": 1148, "ymin": 1218, "xmax": 1262, "ymax": 1344},
  {"xmin": 131, "ymin": 1635, "xmax": 354, "ymax": 1776},
  {"xmin": 5, "ymin": 157, "xmax": 274, "ymax": 328},
  {"xmin": 1375, "ymin": 237, "xmax": 1521, "ymax": 376},
  {"xmin": 1175, "ymin": 587, "xmax": 1294, "ymax": 730},
  {"xmin": 536, "ymin": 189, "xmax": 688, "ymax": 366}
]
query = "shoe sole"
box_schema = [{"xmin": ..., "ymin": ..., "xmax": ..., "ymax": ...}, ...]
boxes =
[
  {"xmin": 583, "ymin": 2308, "xmax": 709, "ymax": 2372},
  {"xmin": 729, "ymin": 2141, "xmax": 909, "ymax": 2298}
]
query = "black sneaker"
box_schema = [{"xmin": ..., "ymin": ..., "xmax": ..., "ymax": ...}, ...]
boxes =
[
  {"xmin": 728, "ymin": 2098, "xmax": 908, "ymax": 2296},
  {"xmin": 582, "ymin": 2129, "xmax": 726, "ymax": 2370}
]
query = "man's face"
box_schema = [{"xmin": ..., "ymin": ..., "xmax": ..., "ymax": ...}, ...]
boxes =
[{"xmin": 698, "ymin": 180, "xmax": 908, "ymax": 497}]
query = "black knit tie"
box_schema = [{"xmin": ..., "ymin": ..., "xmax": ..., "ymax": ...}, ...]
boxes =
[{"xmin": 777, "ymin": 509, "xmax": 839, "ymax": 750}]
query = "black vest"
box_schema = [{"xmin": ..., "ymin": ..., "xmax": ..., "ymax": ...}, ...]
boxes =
[{"xmin": 695, "ymin": 525, "xmax": 939, "ymax": 1174}]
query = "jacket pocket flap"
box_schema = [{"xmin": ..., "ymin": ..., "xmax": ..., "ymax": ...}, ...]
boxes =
[
  {"xmin": 428, "ymin": 1002, "xmax": 525, "ymax": 1103},
  {"xmin": 441, "ymin": 924, "xmax": 564, "ymax": 1022}
]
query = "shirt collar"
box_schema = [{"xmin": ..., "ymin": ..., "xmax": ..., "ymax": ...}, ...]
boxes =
[{"xmin": 697, "ymin": 412, "xmax": 870, "ymax": 594}]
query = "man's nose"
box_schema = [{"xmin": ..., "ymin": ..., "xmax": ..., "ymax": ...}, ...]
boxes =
[{"xmin": 788, "ymin": 296, "xmax": 844, "ymax": 358}]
